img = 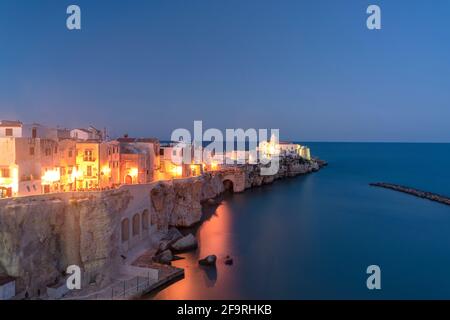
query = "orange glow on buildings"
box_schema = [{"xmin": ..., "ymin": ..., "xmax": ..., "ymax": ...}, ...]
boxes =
[
  {"xmin": 171, "ymin": 165, "xmax": 183, "ymax": 177},
  {"xmin": 41, "ymin": 169, "xmax": 61, "ymax": 185},
  {"xmin": 129, "ymin": 167, "xmax": 138, "ymax": 178}
]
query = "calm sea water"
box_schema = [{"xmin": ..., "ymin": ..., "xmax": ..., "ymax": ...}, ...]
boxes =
[{"xmin": 153, "ymin": 143, "xmax": 450, "ymax": 299}]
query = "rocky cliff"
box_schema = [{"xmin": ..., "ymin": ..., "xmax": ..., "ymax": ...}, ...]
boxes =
[
  {"xmin": 0, "ymin": 190, "xmax": 131, "ymax": 296},
  {"xmin": 150, "ymin": 173, "xmax": 225, "ymax": 230}
]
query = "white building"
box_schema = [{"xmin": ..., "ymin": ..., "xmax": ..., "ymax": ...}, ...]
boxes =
[
  {"xmin": 0, "ymin": 120, "xmax": 22, "ymax": 138},
  {"xmin": 299, "ymin": 146, "xmax": 311, "ymax": 160},
  {"xmin": 279, "ymin": 141, "xmax": 300, "ymax": 156},
  {"xmin": 70, "ymin": 126, "xmax": 103, "ymax": 141}
]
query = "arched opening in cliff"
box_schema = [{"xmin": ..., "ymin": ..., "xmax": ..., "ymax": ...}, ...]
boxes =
[
  {"xmin": 121, "ymin": 218, "xmax": 130, "ymax": 242},
  {"xmin": 132, "ymin": 213, "xmax": 140, "ymax": 237},
  {"xmin": 142, "ymin": 210, "xmax": 149, "ymax": 230},
  {"xmin": 223, "ymin": 179, "xmax": 234, "ymax": 193}
]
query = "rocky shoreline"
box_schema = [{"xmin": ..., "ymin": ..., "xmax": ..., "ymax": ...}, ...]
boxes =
[{"xmin": 370, "ymin": 182, "xmax": 450, "ymax": 206}]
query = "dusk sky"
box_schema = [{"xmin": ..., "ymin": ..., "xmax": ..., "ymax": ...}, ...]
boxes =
[{"xmin": 1, "ymin": 0, "xmax": 449, "ymax": 142}]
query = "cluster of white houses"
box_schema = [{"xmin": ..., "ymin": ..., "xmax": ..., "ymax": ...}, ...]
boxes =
[{"xmin": 0, "ymin": 120, "xmax": 311, "ymax": 199}]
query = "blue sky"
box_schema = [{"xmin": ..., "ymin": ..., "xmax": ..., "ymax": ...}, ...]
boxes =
[{"xmin": 1, "ymin": 0, "xmax": 449, "ymax": 142}]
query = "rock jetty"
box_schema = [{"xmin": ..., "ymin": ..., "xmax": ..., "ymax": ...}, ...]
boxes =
[{"xmin": 370, "ymin": 182, "xmax": 450, "ymax": 206}]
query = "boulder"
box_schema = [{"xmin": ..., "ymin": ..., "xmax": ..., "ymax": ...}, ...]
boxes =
[
  {"xmin": 199, "ymin": 255, "xmax": 217, "ymax": 266},
  {"xmin": 158, "ymin": 228, "xmax": 183, "ymax": 253},
  {"xmin": 224, "ymin": 255, "xmax": 234, "ymax": 266},
  {"xmin": 170, "ymin": 233, "xmax": 198, "ymax": 252}
]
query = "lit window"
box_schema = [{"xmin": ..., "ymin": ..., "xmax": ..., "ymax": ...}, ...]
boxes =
[{"xmin": 1, "ymin": 168, "xmax": 10, "ymax": 178}]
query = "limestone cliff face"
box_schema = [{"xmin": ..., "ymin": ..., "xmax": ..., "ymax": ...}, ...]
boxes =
[
  {"xmin": 150, "ymin": 174, "xmax": 224, "ymax": 230},
  {"xmin": 244, "ymin": 157, "xmax": 321, "ymax": 188},
  {"xmin": 200, "ymin": 173, "xmax": 225, "ymax": 201},
  {"xmin": 0, "ymin": 190, "xmax": 131, "ymax": 295}
]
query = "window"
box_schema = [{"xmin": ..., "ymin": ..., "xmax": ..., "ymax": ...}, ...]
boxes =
[
  {"xmin": 1, "ymin": 168, "xmax": 10, "ymax": 178},
  {"xmin": 45, "ymin": 148, "xmax": 51, "ymax": 156},
  {"xmin": 159, "ymin": 149, "xmax": 164, "ymax": 156},
  {"xmin": 68, "ymin": 150, "xmax": 73, "ymax": 158},
  {"xmin": 32, "ymin": 128, "xmax": 37, "ymax": 138},
  {"xmin": 86, "ymin": 166, "xmax": 92, "ymax": 177},
  {"xmin": 84, "ymin": 150, "xmax": 94, "ymax": 161},
  {"xmin": 29, "ymin": 147, "xmax": 35, "ymax": 156},
  {"xmin": 5, "ymin": 128, "xmax": 13, "ymax": 136}
]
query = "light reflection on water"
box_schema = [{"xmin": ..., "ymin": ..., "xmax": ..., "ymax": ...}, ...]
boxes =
[{"xmin": 154, "ymin": 200, "xmax": 242, "ymax": 299}]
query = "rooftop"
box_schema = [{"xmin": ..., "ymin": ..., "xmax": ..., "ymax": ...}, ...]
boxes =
[
  {"xmin": 0, "ymin": 120, "xmax": 22, "ymax": 128},
  {"xmin": 117, "ymin": 137, "xmax": 159, "ymax": 144}
]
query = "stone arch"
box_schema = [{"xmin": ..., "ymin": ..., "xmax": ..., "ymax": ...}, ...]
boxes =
[
  {"xmin": 121, "ymin": 218, "xmax": 130, "ymax": 242},
  {"xmin": 132, "ymin": 213, "xmax": 140, "ymax": 237},
  {"xmin": 221, "ymin": 171, "xmax": 246, "ymax": 193},
  {"xmin": 222, "ymin": 174, "xmax": 237, "ymax": 193},
  {"xmin": 222, "ymin": 179, "xmax": 234, "ymax": 192},
  {"xmin": 142, "ymin": 209, "xmax": 149, "ymax": 231}
]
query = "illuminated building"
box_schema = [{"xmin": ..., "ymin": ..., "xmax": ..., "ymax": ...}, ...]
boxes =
[
  {"xmin": 75, "ymin": 142, "xmax": 102, "ymax": 190},
  {"xmin": 0, "ymin": 135, "xmax": 54, "ymax": 197},
  {"xmin": 56, "ymin": 139, "xmax": 78, "ymax": 191},
  {"xmin": 260, "ymin": 139, "xmax": 312, "ymax": 161},
  {"xmin": 299, "ymin": 146, "xmax": 311, "ymax": 160},
  {"xmin": 116, "ymin": 137, "xmax": 159, "ymax": 185},
  {"xmin": 257, "ymin": 134, "xmax": 280, "ymax": 160},
  {"xmin": 159, "ymin": 142, "xmax": 196, "ymax": 179},
  {"xmin": 279, "ymin": 141, "xmax": 300, "ymax": 156}
]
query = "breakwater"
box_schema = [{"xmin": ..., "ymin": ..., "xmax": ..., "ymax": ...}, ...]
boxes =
[{"xmin": 370, "ymin": 182, "xmax": 450, "ymax": 206}]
